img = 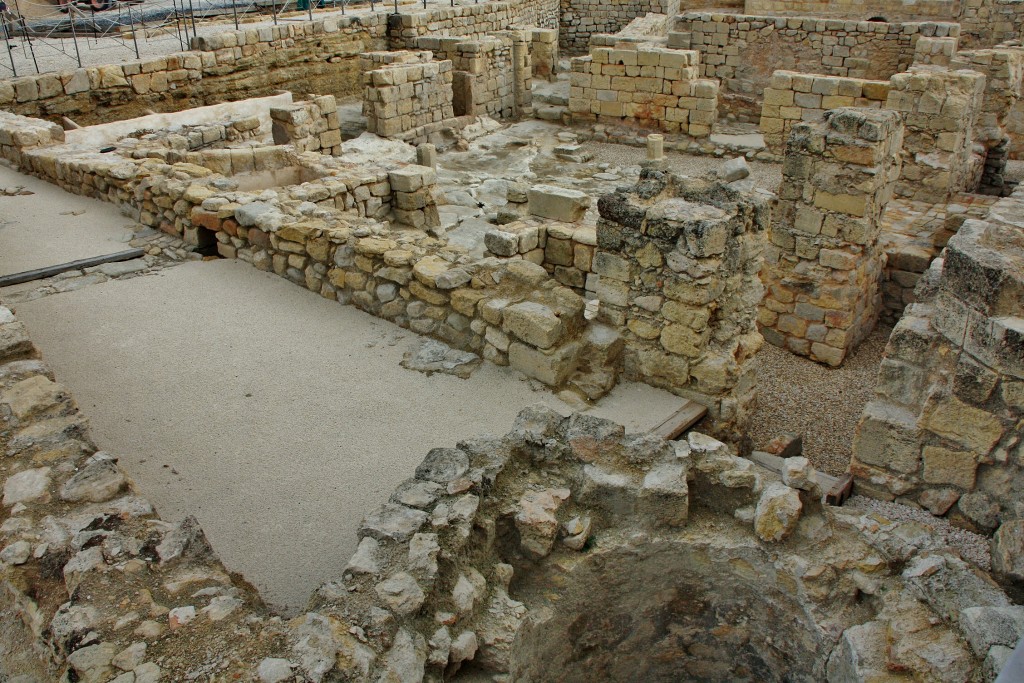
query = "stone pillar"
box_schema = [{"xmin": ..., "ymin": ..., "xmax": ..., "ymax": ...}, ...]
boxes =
[
  {"xmin": 416, "ymin": 143, "xmax": 437, "ymax": 169},
  {"xmin": 530, "ymin": 28, "xmax": 559, "ymax": 81},
  {"xmin": 269, "ymin": 96, "xmax": 342, "ymax": 155},
  {"xmin": 595, "ymin": 170, "xmax": 770, "ymax": 444},
  {"xmin": 885, "ymin": 66, "xmax": 985, "ymax": 202},
  {"xmin": 760, "ymin": 108, "xmax": 904, "ymax": 367}
]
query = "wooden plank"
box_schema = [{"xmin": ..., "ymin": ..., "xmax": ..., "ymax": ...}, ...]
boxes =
[
  {"xmin": 825, "ymin": 473, "xmax": 855, "ymax": 507},
  {"xmin": 0, "ymin": 249, "xmax": 146, "ymax": 288},
  {"xmin": 650, "ymin": 401, "xmax": 707, "ymax": 441}
]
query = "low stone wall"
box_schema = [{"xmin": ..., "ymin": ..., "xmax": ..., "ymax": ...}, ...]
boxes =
[
  {"xmin": 114, "ymin": 116, "xmax": 263, "ymax": 161},
  {"xmin": 559, "ymin": 0, "xmax": 680, "ymax": 52},
  {"xmin": 596, "ymin": 170, "xmax": 770, "ymax": 444},
  {"xmin": 885, "ymin": 65, "xmax": 985, "ymax": 202},
  {"xmin": 672, "ymin": 12, "xmax": 959, "ymax": 121},
  {"xmin": 387, "ymin": 0, "xmax": 560, "ymax": 49},
  {"xmin": 361, "ymin": 51, "xmax": 455, "ymax": 138},
  {"xmin": 761, "ymin": 108, "xmax": 903, "ymax": 366},
  {"xmin": 0, "ymin": 16, "xmax": 386, "ymax": 126},
  {"xmin": 850, "ymin": 186, "xmax": 1024, "ymax": 585},
  {"xmin": 742, "ymin": 0, "xmax": 1024, "ymax": 49},
  {"xmin": 484, "ymin": 218, "xmax": 597, "ymax": 294},
  {"xmin": 0, "ymin": 314, "xmax": 1017, "ymax": 679},
  {"xmin": 759, "ymin": 71, "xmax": 890, "ymax": 154},
  {"xmin": 568, "ymin": 45, "xmax": 718, "ymax": 136}
]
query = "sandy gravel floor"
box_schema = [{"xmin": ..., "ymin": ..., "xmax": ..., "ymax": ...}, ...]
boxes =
[{"xmin": 749, "ymin": 325, "xmax": 892, "ymax": 477}]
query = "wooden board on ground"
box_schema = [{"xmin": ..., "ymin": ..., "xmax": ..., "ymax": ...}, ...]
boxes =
[
  {"xmin": 747, "ymin": 450, "xmax": 850, "ymax": 506},
  {"xmin": 650, "ymin": 400, "xmax": 707, "ymax": 441}
]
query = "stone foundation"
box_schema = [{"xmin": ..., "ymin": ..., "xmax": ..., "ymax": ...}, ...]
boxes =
[{"xmin": 761, "ymin": 108, "xmax": 903, "ymax": 366}]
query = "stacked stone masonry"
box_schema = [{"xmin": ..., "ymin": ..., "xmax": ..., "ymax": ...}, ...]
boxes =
[
  {"xmin": 559, "ymin": 0, "xmax": 681, "ymax": 52},
  {"xmin": 596, "ymin": 170, "xmax": 771, "ymax": 444},
  {"xmin": 361, "ymin": 51, "xmax": 456, "ymax": 139},
  {"xmin": 850, "ymin": 184, "xmax": 1024, "ymax": 587},
  {"xmin": 885, "ymin": 65, "xmax": 986, "ymax": 202},
  {"xmin": 270, "ymin": 95, "xmax": 343, "ymax": 156},
  {"xmin": 759, "ymin": 70, "xmax": 891, "ymax": 154},
  {"xmin": 0, "ymin": 16, "xmax": 388, "ymax": 126},
  {"xmin": 673, "ymin": 12, "xmax": 960, "ymax": 121},
  {"xmin": 413, "ymin": 31, "xmax": 533, "ymax": 120},
  {"xmin": 0, "ymin": 0, "xmax": 561, "ymax": 129},
  {"xmin": 568, "ymin": 45, "xmax": 719, "ymax": 137},
  {"xmin": 0, "ymin": 316, "xmax": 1019, "ymax": 679},
  {"xmin": 950, "ymin": 46, "xmax": 1024, "ymax": 180},
  {"xmin": 741, "ymin": 0, "xmax": 1024, "ymax": 49},
  {"xmin": 761, "ymin": 108, "xmax": 904, "ymax": 367}
]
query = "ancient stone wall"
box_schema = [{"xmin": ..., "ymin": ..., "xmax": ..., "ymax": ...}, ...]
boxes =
[
  {"xmin": 761, "ymin": 108, "xmax": 903, "ymax": 366},
  {"xmin": 850, "ymin": 186, "xmax": 1024, "ymax": 592},
  {"xmin": 742, "ymin": 0, "xmax": 1024, "ymax": 49},
  {"xmin": 270, "ymin": 95, "xmax": 343, "ymax": 156},
  {"xmin": 0, "ymin": 16, "xmax": 387, "ymax": 126},
  {"xmin": 361, "ymin": 51, "xmax": 456, "ymax": 139},
  {"xmin": 951, "ymin": 46, "xmax": 1024, "ymax": 184},
  {"xmin": 0, "ymin": 315, "xmax": 1017, "ymax": 680},
  {"xmin": 885, "ymin": 65, "xmax": 986, "ymax": 202},
  {"xmin": 559, "ymin": 0, "xmax": 680, "ymax": 52},
  {"xmin": 758, "ymin": 70, "xmax": 891, "ymax": 154},
  {"xmin": 386, "ymin": 0, "xmax": 560, "ymax": 50},
  {"xmin": 596, "ymin": 171, "xmax": 770, "ymax": 443},
  {"xmin": 414, "ymin": 32, "xmax": 533, "ymax": 120},
  {"xmin": 568, "ymin": 45, "xmax": 719, "ymax": 137},
  {"xmin": 672, "ymin": 12, "xmax": 959, "ymax": 121}
]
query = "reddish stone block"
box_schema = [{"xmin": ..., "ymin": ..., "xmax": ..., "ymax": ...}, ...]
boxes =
[
  {"xmin": 190, "ymin": 208, "xmax": 222, "ymax": 231},
  {"xmin": 248, "ymin": 228, "xmax": 271, "ymax": 248},
  {"xmin": 221, "ymin": 218, "xmax": 239, "ymax": 237}
]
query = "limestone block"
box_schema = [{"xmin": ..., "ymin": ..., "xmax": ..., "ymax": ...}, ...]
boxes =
[{"xmin": 528, "ymin": 185, "xmax": 591, "ymax": 223}]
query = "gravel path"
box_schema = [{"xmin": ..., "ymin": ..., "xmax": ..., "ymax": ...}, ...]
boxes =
[
  {"xmin": 750, "ymin": 325, "xmax": 891, "ymax": 477},
  {"xmin": 584, "ymin": 140, "xmax": 783, "ymax": 190}
]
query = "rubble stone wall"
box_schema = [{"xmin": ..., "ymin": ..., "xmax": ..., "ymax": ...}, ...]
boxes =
[
  {"xmin": 758, "ymin": 70, "xmax": 891, "ymax": 154},
  {"xmin": 761, "ymin": 108, "xmax": 904, "ymax": 366},
  {"xmin": 0, "ymin": 16, "xmax": 386, "ymax": 126},
  {"xmin": 672, "ymin": 12, "xmax": 960, "ymax": 121},
  {"xmin": 850, "ymin": 186, "xmax": 1024, "ymax": 580},
  {"xmin": 885, "ymin": 65, "xmax": 986, "ymax": 202},
  {"xmin": 270, "ymin": 95, "xmax": 343, "ymax": 156},
  {"xmin": 568, "ymin": 45, "xmax": 719, "ymax": 137},
  {"xmin": 361, "ymin": 51, "xmax": 456, "ymax": 139},
  {"xmin": 0, "ymin": 316, "xmax": 1016, "ymax": 680},
  {"xmin": 596, "ymin": 171, "xmax": 770, "ymax": 444},
  {"xmin": 559, "ymin": 0, "xmax": 680, "ymax": 52}
]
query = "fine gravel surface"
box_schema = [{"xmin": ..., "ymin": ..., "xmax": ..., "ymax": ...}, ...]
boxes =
[
  {"xmin": 846, "ymin": 495, "xmax": 992, "ymax": 570},
  {"xmin": 9, "ymin": 258, "xmax": 685, "ymax": 615},
  {"xmin": 749, "ymin": 325, "xmax": 892, "ymax": 477},
  {"xmin": 584, "ymin": 140, "xmax": 784, "ymax": 191}
]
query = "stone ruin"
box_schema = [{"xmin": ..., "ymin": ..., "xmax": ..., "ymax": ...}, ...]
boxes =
[
  {"xmin": 0, "ymin": 323, "xmax": 1019, "ymax": 680},
  {"xmin": 2, "ymin": 0, "xmax": 1024, "ymax": 678}
]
